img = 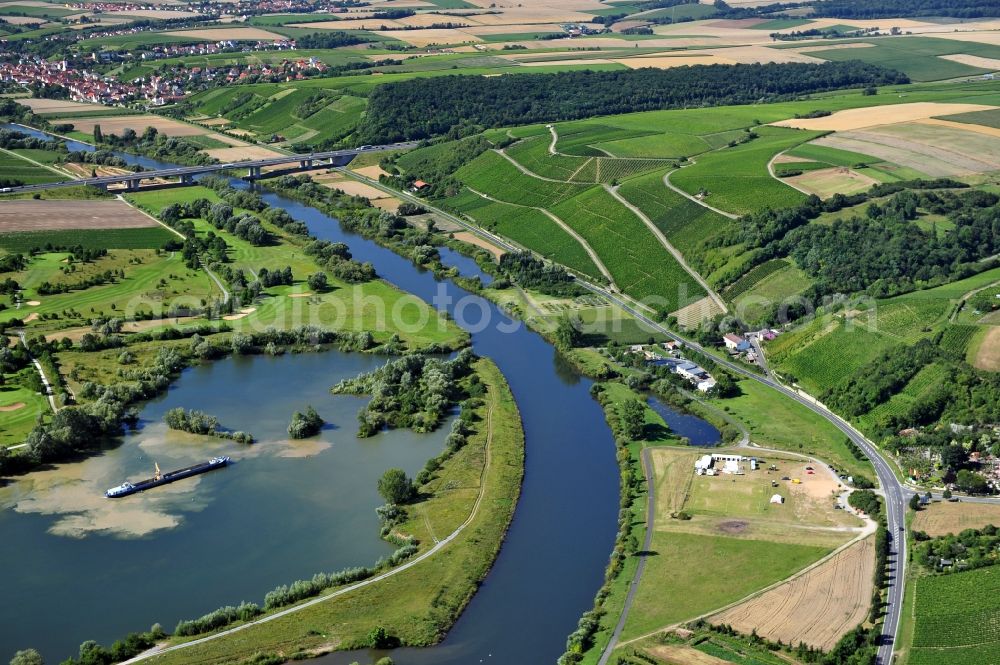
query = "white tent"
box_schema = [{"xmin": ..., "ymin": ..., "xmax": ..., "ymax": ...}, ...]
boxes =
[{"xmin": 770, "ymin": 494, "xmax": 784, "ymax": 504}]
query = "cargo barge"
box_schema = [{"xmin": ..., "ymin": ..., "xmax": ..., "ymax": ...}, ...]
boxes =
[{"xmin": 105, "ymin": 456, "xmax": 231, "ymax": 498}]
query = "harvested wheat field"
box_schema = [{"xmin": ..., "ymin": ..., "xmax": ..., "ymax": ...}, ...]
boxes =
[
  {"xmin": 786, "ymin": 167, "xmax": 879, "ymax": 199},
  {"xmin": 371, "ymin": 197, "xmax": 401, "ymax": 212},
  {"xmin": 918, "ymin": 117, "xmax": 1000, "ymax": 139},
  {"xmin": 69, "ymin": 115, "xmax": 207, "ymax": 137},
  {"xmin": 289, "ymin": 18, "xmax": 403, "ymax": 30},
  {"xmin": 618, "ymin": 55, "xmax": 731, "ymax": 69},
  {"xmin": 939, "ymin": 53, "xmax": 1000, "ymax": 70},
  {"xmin": 452, "ymin": 231, "xmax": 505, "ymax": 260},
  {"xmin": 104, "ymin": 9, "xmax": 201, "ymax": 18},
  {"xmin": 773, "ymin": 102, "xmax": 997, "ymax": 132},
  {"xmin": 913, "ymin": 500, "xmax": 1000, "ymax": 536},
  {"xmin": 646, "ymin": 644, "xmax": 732, "ymax": 665},
  {"xmin": 375, "ymin": 28, "xmax": 481, "ymax": 46},
  {"xmin": 0, "ymin": 200, "xmax": 158, "ymax": 232},
  {"xmin": 973, "ymin": 327, "xmax": 1000, "ymax": 372},
  {"xmin": 351, "ymin": 164, "xmax": 390, "ymax": 180},
  {"xmin": 17, "ymin": 98, "xmax": 112, "ymax": 115},
  {"xmin": 710, "ymin": 45, "xmax": 822, "ymax": 64},
  {"xmin": 710, "ymin": 536, "xmax": 875, "ymax": 650},
  {"xmin": 165, "ymin": 27, "xmax": 287, "ymax": 41},
  {"xmin": 204, "ymin": 145, "xmax": 285, "ymax": 161},
  {"xmin": 673, "ymin": 295, "xmax": 724, "ymax": 327}
]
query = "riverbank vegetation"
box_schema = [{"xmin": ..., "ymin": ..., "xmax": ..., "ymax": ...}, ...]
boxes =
[
  {"xmin": 331, "ymin": 348, "xmax": 477, "ymax": 436},
  {"xmin": 129, "ymin": 357, "xmax": 524, "ymax": 663}
]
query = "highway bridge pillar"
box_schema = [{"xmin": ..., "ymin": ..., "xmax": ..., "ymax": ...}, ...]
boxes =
[
  {"xmin": 247, "ymin": 166, "xmax": 261, "ymax": 180},
  {"xmin": 299, "ymin": 159, "xmax": 313, "ymax": 169},
  {"xmin": 180, "ymin": 174, "xmax": 194, "ymax": 185},
  {"xmin": 126, "ymin": 179, "xmax": 139, "ymax": 191}
]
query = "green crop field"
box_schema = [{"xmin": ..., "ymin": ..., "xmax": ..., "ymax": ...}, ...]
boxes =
[
  {"xmin": 550, "ymin": 186, "xmax": 706, "ymax": 308},
  {"xmin": 0, "ymin": 227, "xmax": 177, "ymax": 253},
  {"xmin": 939, "ymin": 108, "xmax": 1000, "ymax": 130},
  {"xmin": 872, "ymin": 296, "xmax": 951, "ymax": 342},
  {"xmin": 908, "ymin": 566, "xmax": 1000, "ymax": 665},
  {"xmin": 444, "ymin": 188, "xmax": 602, "ymax": 278},
  {"xmin": 807, "ymin": 37, "xmax": 1000, "ymax": 82},
  {"xmin": 0, "ymin": 149, "xmax": 63, "ymax": 185},
  {"xmin": 2, "ymin": 4, "xmax": 77, "ymax": 17},
  {"xmin": 751, "ymin": 18, "xmax": 813, "ymax": 30},
  {"xmin": 455, "ymin": 151, "xmax": 589, "ymax": 208},
  {"xmin": 671, "ymin": 126, "xmax": 817, "ymax": 216}
]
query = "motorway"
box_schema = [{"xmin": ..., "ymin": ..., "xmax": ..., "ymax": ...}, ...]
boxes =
[
  {"xmin": 341, "ymin": 169, "xmax": 909, "ymax": 664},
  {"xmin": 1, "ymin": 142, "xmax": 417, "ymax": 194}
]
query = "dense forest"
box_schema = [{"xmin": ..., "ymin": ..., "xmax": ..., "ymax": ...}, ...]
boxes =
[
  {"xmin": 357, "ymin": 62, "xmax": 908, "ymax": 143},
  {"xmin": 730, "ymin": 185, "xmax": 1000, "ymax": 305},
  {"xmin": 807, "ymin": 0, "xmax": 1000, "ymax": 19}
]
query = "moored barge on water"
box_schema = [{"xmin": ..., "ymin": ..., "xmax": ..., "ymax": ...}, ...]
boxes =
[{"xmin": 105, "ymin": 456, "xmax": 231, "ymax": 498}]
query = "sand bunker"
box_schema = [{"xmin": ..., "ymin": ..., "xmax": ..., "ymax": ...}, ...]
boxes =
[
  {"xmin": 222, "ymin": 307, "xmax": 256, "ymax": 321},
  {"xmin": 22, "ymin": 312, "xmax": 38, "ymax": 323},
  {"xmin": 773, "ymin": 102, "xmax": 998, "ymax": 132},
  {"xmin": 25, "ymin": 300, "xmax": 40, "ymax": 306},
  {"xmin": 288, "ymin": 292, "xmax": 313, "ymax": 298},
  {"xmin": 0, "ymin": 402, "xmax": 26, "ymax": 412}
]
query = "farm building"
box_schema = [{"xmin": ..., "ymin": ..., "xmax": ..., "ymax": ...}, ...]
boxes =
[
  {"xmin": 676, "ymin": 362, "xmax": 710, "ymax": 381},
  {"xmin": 695, "ymin": 454, "xmax": 714, "ymax": 474},
  {"xmin": 770, "ymin": 494, "xmax": 784, "ymax": 504},
  {"xmin": 723, "ymin": 333, "xmax": 751, "ymax": 352},
  {"xmin": 712, "ymin": 454, "xmax": 743, "ymax": 463}
]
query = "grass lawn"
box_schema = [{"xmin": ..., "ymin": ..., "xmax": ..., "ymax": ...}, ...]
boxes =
[
  {"xmin": 0, "ymin": 382, "xmax": 48, "ymax": 448},
  {"xmin": 620, "ymin": 530, "xmax": 828, "ymax": 641},
  {"xmin": 147, "ymin": 358, "xmax": 524, "ymax": 662},
  {"xmin": 707, "ymin": 379, "xmax": 872, "ymax": 481},
  {"xmin": 0, "ymin": 249, "xmax": 216, "ymax": 329}
]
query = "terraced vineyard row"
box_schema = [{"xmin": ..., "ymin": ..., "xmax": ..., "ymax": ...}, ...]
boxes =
[
  {"xmin": 910, "ymin": 566, "xmax": 1000, "ymax": 662},
  {"xmin": 455, "ymin": 151, "xmax": 588, "ymax": 208},
  {"xmin": 616, "ymin": 169, "xmax": 737, "ymax": 279},
  {"xmin": 443, "ymin": 188, "xmax": 602, "ymax": 279},
  {"xmin": 550, "ymin": 187, "xmax": 706, "ymax": 309}
]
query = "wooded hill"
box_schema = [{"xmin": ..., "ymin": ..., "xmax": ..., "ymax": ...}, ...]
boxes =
[{"xmin": 356, "ymin": 62, "xmax": 908, "ymax": 143}]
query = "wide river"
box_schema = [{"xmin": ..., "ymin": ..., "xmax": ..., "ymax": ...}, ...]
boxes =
[{"xmin": 0, "ymin": 128, "xmax": 718, "ymax": 663}]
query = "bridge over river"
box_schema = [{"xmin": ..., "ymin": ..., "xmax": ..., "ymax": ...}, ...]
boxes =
[{"xmin": 1, "ymin": 141, "xmax": 417, "ymax": 194}]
